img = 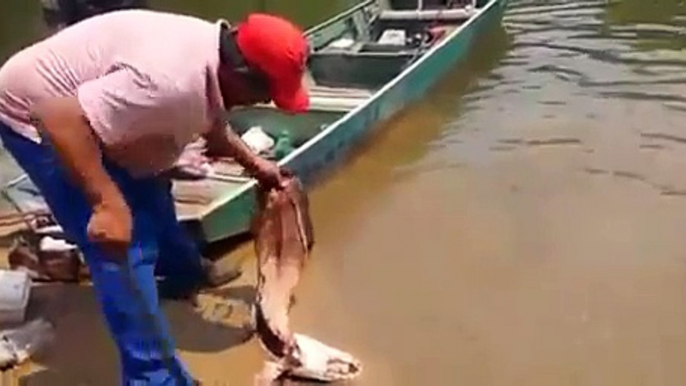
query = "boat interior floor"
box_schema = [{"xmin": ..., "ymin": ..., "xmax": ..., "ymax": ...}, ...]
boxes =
[
  {"xmin": 173, "ymin": 158, "xmax": 248, "ymax": 220},
  {"xmin": 306, "ymin": 16, "xmax": 462, "ymax": 91}
]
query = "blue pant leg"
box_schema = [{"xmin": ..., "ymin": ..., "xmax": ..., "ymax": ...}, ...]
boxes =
[
  {"xmin": 150, "ymin": 179, "xmax": 204, "ymax": 290},
  {"xmin": 91, "ymin": 172, "xmax": 194, "ymax": 386},
  {"xmin": 0, "ymin": 125, "xmax": 194, "ymax": 385}
]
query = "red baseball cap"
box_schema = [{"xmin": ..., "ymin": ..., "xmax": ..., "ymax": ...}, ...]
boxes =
[{"xmin": 235, "ymin": 13, "xmax": 310, "ymax": 113}]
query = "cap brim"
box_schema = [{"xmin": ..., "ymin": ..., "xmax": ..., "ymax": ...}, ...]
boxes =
[{"xmin": 270, "ymin": 77, "xmax": 309, "ymax": 113}]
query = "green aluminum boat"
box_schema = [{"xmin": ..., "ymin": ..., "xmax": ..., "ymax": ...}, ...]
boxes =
[{"xmin": 1, "ymin": 0, "xmax": 508, "ymax": 246}]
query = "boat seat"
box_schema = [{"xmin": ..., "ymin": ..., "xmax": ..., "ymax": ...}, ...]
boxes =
[
  {"xmin": 308, "ymin": 39, "xmax": 419, "ymax": 89},
  {"xmin": 245, "ymin": 88, "xmax": 371, "ymax": 111},
  {"xmin": 308, "ymin": 86, "xmax": 373, "ymax": 111},
  {"xmin": 377, "ymin": 8, "xmax": 475, "ymax": 22}
]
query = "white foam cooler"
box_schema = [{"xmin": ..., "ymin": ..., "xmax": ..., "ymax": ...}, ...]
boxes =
[{"xmin": 0, "ymin": 270, "xmax": 31, "ymax": 324}]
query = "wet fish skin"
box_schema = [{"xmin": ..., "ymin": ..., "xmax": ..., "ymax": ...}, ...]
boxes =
[{"xmin": 253, "ymin": 177, "xmax": 312, "ymax": 359}]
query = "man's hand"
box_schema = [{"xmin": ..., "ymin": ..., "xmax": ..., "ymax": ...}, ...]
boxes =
[
  {"xmin": 87, "ymin": 199, "xmax": 132, "ymax": 261},
  {"xmin": 203, "ymin": 119, "xmax": 293, "ymax": 190},
  {"xmin": 252, "ymin": 158, "xmax": 292, "ymax": 190}
]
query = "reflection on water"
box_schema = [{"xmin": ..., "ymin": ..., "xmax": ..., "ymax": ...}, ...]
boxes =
[{"xmin": 4, "ymin": 0, "xmax": 686, "ymax": 384}]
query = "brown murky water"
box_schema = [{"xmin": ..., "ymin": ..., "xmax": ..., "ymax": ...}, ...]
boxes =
[
  {"xmin": 4, "ymin": 0, "xmax": 686, "ymax": 385},
  {"xmin": 297, "ymin": 1, "xmax": 686, "ymax": 385}
]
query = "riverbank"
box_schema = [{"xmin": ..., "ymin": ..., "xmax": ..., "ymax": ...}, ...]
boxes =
[{"xmin": 0, "ymin": 242, "xmax": 273, "ymax": 385}]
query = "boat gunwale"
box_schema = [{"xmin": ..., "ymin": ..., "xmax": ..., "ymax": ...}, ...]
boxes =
[{"xmin": 193, "ymin": 0, "xmax": 503, "ymax": 222}]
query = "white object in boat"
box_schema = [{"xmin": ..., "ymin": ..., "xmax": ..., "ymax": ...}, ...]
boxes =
[
  {"xmin": 328, "ymin": 37, "xmax": 356, "ymax": 49},
  {"xmin": 377, "ymin": 29, "xmax": 407, "ymax": 45},
  {"xmin": 0, "ymin": 318, "xmax": 54, "ymax": 369},
  {"xmin": 39, "ymin": 236, "xmax": 76, "ymax": 252},
  {"xmin": 34, "ymin": 224, "xmax": 65, "ymax": 236},
  {"xmin": 0, "ymin": 270, "xmax": 31, "ymax": 325},
  {"xmin": 241, "ymin": 126, "xmax": 275, "ymax": 155}
]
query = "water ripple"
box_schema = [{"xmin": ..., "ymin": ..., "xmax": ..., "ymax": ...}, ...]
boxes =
[{"xmin": 410, "ymin": 0, "xmax": 686, "ymax": 185}]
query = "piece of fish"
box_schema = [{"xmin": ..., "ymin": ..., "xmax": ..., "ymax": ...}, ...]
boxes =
[{"xmin": 252, "ymin": 176, "xmax": 361, "ymax": 384}]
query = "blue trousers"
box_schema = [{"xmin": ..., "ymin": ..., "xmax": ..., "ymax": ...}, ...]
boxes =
[{"xmin": 0, "ymin": 122, "xmax": 199, "ymax": 385}]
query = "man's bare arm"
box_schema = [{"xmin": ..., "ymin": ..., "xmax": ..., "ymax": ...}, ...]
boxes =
[
  {"xmin": 203, "ymin": 118, "xmax": 287, "ymax": 189},
  {"xmin": 203, "ymin": 118, "xmax": 263, "ymax": 173},
  {"xmin": 30, "ymin": 97, "xmax": 125, "ymax": 209}
]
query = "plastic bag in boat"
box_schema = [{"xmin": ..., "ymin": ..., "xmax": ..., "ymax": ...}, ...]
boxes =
[{"xmin": 242, "ymin": 126, "xmax": 275, "ymax": 156}]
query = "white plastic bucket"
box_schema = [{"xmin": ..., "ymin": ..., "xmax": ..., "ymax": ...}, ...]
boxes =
[{"xmin": 0, "ymin": 270, "xmax": 31, "ymax": 325}]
